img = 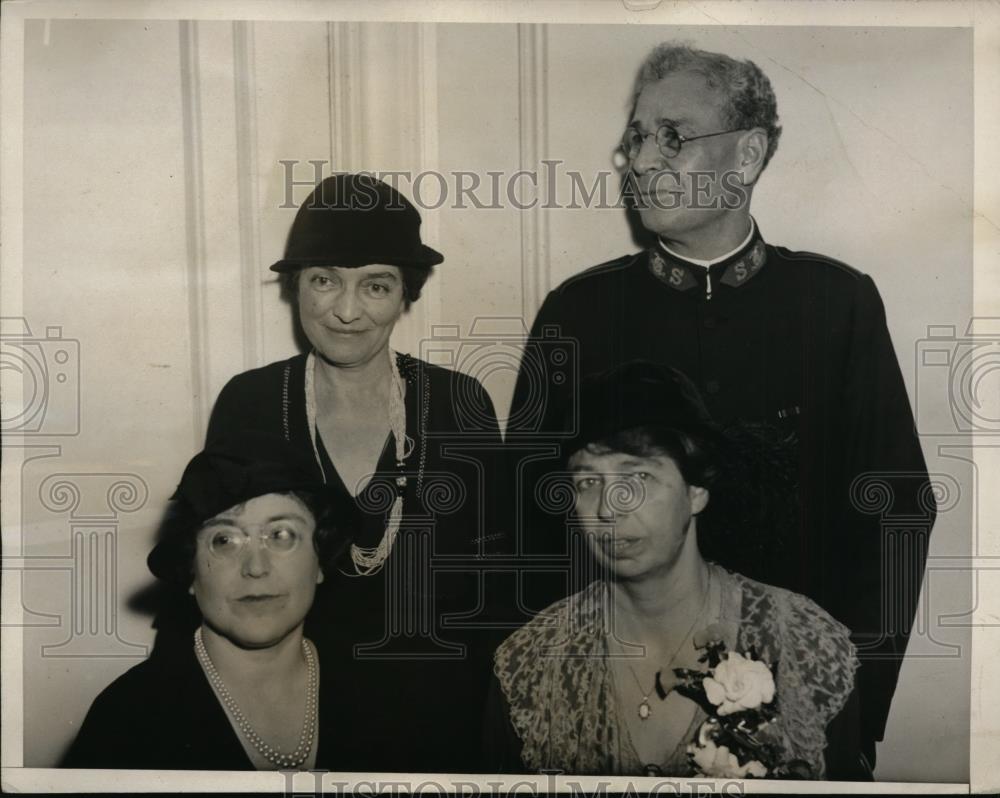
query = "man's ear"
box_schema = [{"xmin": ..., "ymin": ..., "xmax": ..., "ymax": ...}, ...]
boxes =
[
  {"xmin": 736, "ymin": 128, "xmax": 768, "ymax": 185},
  {"xmin": 316, "ymin": 568, "xmax": 325, "ymax": 585},
  {"xmin": 689, "ymin": 485, "xmax": 710, "ymax": 516}
]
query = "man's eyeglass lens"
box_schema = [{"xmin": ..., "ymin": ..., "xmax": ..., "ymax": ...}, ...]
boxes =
[{"xmin": 622, "ymin": 125, "xmax": 683, "ymax": 159}]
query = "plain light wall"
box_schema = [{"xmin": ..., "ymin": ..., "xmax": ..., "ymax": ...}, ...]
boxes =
[{"xmin": 14, "ymin": 19, "xmax": 971, "ymax": 781}]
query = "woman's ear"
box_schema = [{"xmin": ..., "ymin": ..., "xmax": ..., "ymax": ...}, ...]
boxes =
[{"xmin": 689, "ymin": 485, "xmax": 710, "ymax": 516}]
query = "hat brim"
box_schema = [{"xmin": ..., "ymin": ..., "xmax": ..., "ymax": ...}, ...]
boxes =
[
  {"xmin": 270, "ymin": 246, "xmax": 444, "ymax": 273},
  {"xmin": 148, "ymin": 481, "xmax": 337, "ymax": 584},
  {"xmin": 147, "ymin": 510, "xmax": 196, "ymax": 584}
]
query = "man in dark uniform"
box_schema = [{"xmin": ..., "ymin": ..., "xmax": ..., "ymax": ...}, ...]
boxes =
[{"xmin": 508, "ymin": 43, "xmax": 934, "ymax": 775}]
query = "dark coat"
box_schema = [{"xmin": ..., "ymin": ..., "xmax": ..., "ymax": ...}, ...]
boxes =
[
  {"xmin": 63, "ymin": 640, "xmax": 330, "ymax": 770},
  {"xmin": 202, "ymin": 352, "xmax": 509, "ymax": 773},
  {"xmin": 507, "ymin": 225, "xmax": 935, "ymax": 756}
]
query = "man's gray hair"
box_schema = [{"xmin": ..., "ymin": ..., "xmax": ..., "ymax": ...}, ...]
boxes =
[{"xmin": 632, "ymin": 42, "xmax": 782, "ymax": 170}]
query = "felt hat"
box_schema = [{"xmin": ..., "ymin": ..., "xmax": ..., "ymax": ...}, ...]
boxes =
[
  {"xmin": 561, "ymin": 361, "xmax": 720, "ymax": 461},
  {"xmin": 147, "ymin": 433, "xmax": 336, "ymax": 583},
  {"xmin": 270, "ymin": 173, "xmax": 444, "ymax": 273}
]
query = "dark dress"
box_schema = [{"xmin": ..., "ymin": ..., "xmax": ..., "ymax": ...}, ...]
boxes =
[
  {"xmin": 203, "ymin": 351, "xmax": 510, "ymax": 773},
  {"xmin": 63, "ymin": 640, "xmax": 330, "ymax": 770},
  {"xmin": 507, "ymin": 225, "xmax": 934, "ymax": 761}
]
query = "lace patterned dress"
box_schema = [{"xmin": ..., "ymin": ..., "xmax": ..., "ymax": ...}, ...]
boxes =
[{"xmin": 491, "ymin": 563, "xmax": 859, "ymax": 778}]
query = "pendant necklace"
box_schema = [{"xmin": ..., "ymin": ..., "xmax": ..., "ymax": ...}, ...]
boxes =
[
  {"xmin": 617, "ymin": 568, "xmax": 712, "ymax": 722},
  {"xmin": 623, "ymin": 665, "xmax": 656, "ymax": 722}
]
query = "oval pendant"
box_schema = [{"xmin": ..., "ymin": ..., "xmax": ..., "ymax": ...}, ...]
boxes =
[{"xmin": 638, "ymin": 699, "xmax": 651, "ymax": 720}]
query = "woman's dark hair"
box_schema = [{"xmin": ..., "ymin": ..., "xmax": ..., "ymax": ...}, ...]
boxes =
[
  {"xmin": 279, "ymin": 265, "xmax": 432, "ymax": 310},
  {"xmin": 578, "ymin": 424, "xmax": 720, "ymax": 490},
  {"xmin": 165, "ymin": 489, "xmax": 354, "ymax": 587},
  {"xmin": 578, "ymin": 421, "xmax": 796, "ymax": 581}
]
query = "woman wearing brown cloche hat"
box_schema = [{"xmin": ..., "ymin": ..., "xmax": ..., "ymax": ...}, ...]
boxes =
[{"xmin": 203, "ymin": 174, "xmax": 508, "ymax": 773}]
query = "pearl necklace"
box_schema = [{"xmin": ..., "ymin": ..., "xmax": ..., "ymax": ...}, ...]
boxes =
[{"xmin": 194, "ymin": 628, "xmax": 318, "ymax": 770}]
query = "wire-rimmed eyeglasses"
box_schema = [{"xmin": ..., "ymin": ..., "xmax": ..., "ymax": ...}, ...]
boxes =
[
  {"xmin": 621, "ymin": 123, "xmax": 745, "ymax": 160},
  {"xmin": 201, "ymin": 526, "xmax": 304, "ymax": 560}
]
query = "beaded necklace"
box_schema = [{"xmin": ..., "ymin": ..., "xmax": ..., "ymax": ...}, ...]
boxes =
[
  {"xmin": 193, "ymin": 628, "xmax": 318, "ymax": 770},
  {"xmin": 304, "ymin": 346, "xmax": 416, "ymax": 575}
]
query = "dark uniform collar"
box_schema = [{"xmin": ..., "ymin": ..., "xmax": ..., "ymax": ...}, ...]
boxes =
[{"xmin": 647, "ymin": 223, "xmax": 768, "ymax": 294}]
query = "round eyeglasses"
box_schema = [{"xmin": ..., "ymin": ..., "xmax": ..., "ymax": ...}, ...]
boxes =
[
  {"xmin": 202, "ymin": 526, "xmax": 304, "ymax": 560},
  {"xmin": 621, "ymin": 123, "xmax": 745, "ymax": 160}
]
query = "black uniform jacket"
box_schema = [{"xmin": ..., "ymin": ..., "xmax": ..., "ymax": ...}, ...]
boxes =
[
  {"xmin": 202, "ymin": 352, "xmax": 509, "ymax": 773},
  {"xmin": 507, "ymin": 224, "xmax": 935, "ymax": 751},
  {"xmin": 63, "ymin": 641, "xmax": 332, "ymax": 770}
]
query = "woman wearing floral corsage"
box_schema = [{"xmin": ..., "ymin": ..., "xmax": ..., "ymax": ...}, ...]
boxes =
[{"xmin": 488, "ymin": 361, "xmax": 865, "ymax": 779}]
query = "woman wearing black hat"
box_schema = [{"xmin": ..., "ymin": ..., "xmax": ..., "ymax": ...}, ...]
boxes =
[
  {"xmin": 64, "ymin": 434, "xmax": 349, "ymax": 770},
  {"xmin": 203, "ymin": 174, "xmax": 507, "ymax": 773},
  {"xmin": 487, "ymin": 362, "xmax": 865, "ymax": 779}
]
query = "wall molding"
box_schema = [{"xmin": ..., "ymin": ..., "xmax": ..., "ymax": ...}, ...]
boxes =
[
  {"xmin": 328, "ymin": 21, "xmax": 363, "ymax": 173},
  {"xmin": 178, "ymin": 20, "xmax": 211, "ymax": 443},
  {"xmin": 233, "ymin": 20, "xmax": 264, "ymax": 372},
  {"xmin": 409, "ymin": 23, "xmax": 442, "ymax": 347},
  {"xmin": 517, "ymin": 23, "xmax": 550, "ymax": 323}
]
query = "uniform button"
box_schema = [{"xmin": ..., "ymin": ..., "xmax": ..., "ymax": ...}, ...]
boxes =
[
  {"xmin": 706, "ymin": 380, "xmax": 720, "ymax": 394},
  {"xmin": 703, "ymin": 317, "xmax": 716, "ymax": 329}
]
